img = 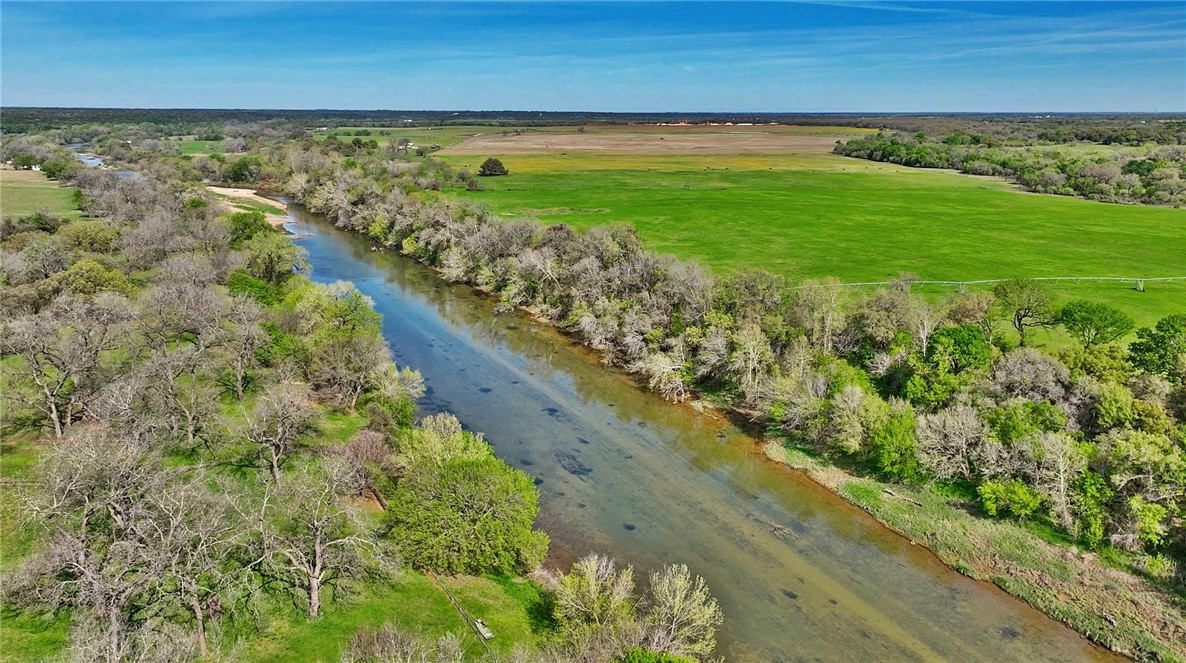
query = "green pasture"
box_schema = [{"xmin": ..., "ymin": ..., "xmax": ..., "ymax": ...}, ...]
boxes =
[
  {"xmin": 180, "ymin": 139, "xmax": 224, "ymax": 155},
  {"xmin": 0, "ymin": 171, "xmax": 82, "ymax": 220},
  {"xmin": 445, "ymin": 153, "xmax": 1186, "ymax": 326}
]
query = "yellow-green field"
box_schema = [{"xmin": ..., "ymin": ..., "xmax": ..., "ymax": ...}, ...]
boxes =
[{"xmin": 0, "ymin": 170, "xmax": 81, "ymax": 220}]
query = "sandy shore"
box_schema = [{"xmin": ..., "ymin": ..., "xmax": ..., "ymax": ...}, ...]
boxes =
[{"xmin": 207, "ymin": 185, "xmax": 289, "ymax": 226}]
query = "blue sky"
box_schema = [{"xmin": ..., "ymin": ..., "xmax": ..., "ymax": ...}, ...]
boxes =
[{"xmin": 1, "ymin": 1, "xmax": 1183, "ymax": 111}]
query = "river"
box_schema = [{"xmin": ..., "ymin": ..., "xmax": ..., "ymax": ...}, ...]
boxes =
[{"xmin": 279, "ymin": 203, "xmax": 1121, "ymax": 663}]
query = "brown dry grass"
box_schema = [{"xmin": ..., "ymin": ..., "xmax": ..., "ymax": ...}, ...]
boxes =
[
  {"xmin": 0, "ymin": 169, "xmax": 56, "ymax": 184},
  {"xmin": 443, "ymin": 128, "xmax": 865, "ymax": 156}
]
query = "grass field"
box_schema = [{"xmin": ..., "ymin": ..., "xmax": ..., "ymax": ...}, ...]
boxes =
[
  {"xmin": 0, "ymin": 169, "xmax": 82, "ymax": 220},
  {"xmin": 442, "ymin": 151, "xmax": 1186, "ymax": 327},
  {"xmin": 316, "ymin": 125, "xmax": 491, "ymax": 149},
  {"xmin": 180, "ymin": 139, "xmax": 224, "ymax": 155}
]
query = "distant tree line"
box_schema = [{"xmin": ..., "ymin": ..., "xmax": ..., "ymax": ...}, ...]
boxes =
[{"xmin": 835, "ymin": 131, "xmax": 1186, "ymax": 205}]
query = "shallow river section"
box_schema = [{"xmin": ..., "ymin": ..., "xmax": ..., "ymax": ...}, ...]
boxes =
[{"xmin": 285, "ymin": 205, "xmax": 1117, "ymax": 663}]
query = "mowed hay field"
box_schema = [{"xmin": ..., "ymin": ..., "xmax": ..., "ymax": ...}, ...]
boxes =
[
  {"xmin": 441, "ymin": 130, "xmax": 1186, "ymax": 328},
  {"xmin": 0, "ymin": 169, "xmax": 81, "ymax": 220}
]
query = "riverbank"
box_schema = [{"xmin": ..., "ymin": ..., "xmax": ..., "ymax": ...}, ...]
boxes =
[
  {"xmin": 207, "ymin": 185, "xmax": 289, "ymax": 226},
  {"xmin": 317, "ymin": 211, "xmax": 1184, "ymax": 661},
  {"xmin": 286, "ymin": 204, "xmax": 1129, "ymax": 662},
  {"xmin": 764, "ymin": 441, "xmax": 1185, "ymax": 662}
]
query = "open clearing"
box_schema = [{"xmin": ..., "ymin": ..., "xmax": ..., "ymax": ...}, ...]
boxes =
[
  {"xmin": 0, "ymin": 169, "xmax": 81, "ymax": 220},
  {"xmin": 443, "ymin": 125, "xmax": 873, "ymax": 155},
  {"xmin": 443, "ymin": 149, "xmax": 1186, "ymax": 327}
]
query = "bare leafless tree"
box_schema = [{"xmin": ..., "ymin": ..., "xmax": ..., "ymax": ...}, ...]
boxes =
[
  {"xmin": 2, "ymin": 293, "xmax": 131, "ymax": 437},
  {"xmin": 258, "ymin": 464, "xmax": 398, "ymax": 617},
  {"xmin": 244, "ymin": 384, "xmax": 314, "ymax": 486}
]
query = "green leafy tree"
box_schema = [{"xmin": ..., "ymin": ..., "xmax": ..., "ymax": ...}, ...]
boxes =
[
  {"xmin": 978, "ymin": 479, "xmax": 1043, "ymax": 520},
  {"xmin": 1059, "ymin": 300, "xmax": 1134, "ymax": 347},
  {"xmin": 53, "ymin": 258, "xmax": 133, "ymax": 295},
  {"xmin": 225, "ymin": 210, "xmax": 272, "ymax": 248},
  {"xmin": 225, "ymin": 155, "xmax": 265, "ymax": 184},
  {"xmin": 986, "ymin": 400, "xmax": 1066, "ymax": 445},
  {"xmin": 866, "ymin": 400, "xmax": 924, "ymax": 482},
  {"xmin": 386, "ymin": 455, "xmax": 548, "ymax": 574},
  {"xmin": 927, "ymin": 324, "xmax": 992, "ymax": 373},
  {"xmin": 226, "ymin": 268, "xmax": 278, "ymax": 305},
  {"xmin": 40, "ymin": 159, "xmax": 78, "ymax": 180},
  {"xmin": 1073, "ymin": 471, "xmax": 1113, "ymax": 548},
  {"xmin": 245, "ymin": 232, "xmax": 308, "ymax": 285},
  {"xmin": 478, "ymin": 157, "xmax": 508, "ymax": 177},
  {"xmin": 619, "ymin": 649, "xmax": 697, "ymax": 663},
  {"xmin": 1128, "ymin": 314, "xmax": 1186, "ymax": 384}
]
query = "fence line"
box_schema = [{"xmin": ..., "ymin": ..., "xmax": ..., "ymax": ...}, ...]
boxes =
[
  {"xmin": 426, "ymin": 569, "xmax": 496, "ymax": 658},
  {"xmin": 788, "ymin": 276, "xmax": 1186, "ymax": 291}
]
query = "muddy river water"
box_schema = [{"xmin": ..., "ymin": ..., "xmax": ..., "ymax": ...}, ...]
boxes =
[{"xmin": 286, "ymin": 203, "xmax": 1116, "ymax": 663}]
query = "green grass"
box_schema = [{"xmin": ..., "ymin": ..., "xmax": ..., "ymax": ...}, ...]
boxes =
[
  {"xmin": 0, "ymin": 609, "xmax": 71, "ymax": 663},
  {"xmin": 445, "ymin": 153, "xmax": 1186, "ymax": 326},
  {"xmin": 0, "ymin": 171, "xmax": 82, "ymax": 221},
  {"xmin": 243, "ymin": 573, "xmax": 463, "ymax": 663},
  {"xmin": 180, "ymin": 140, "xmax": 224, "ymax": 155},
  {"xmin": 441, "ymin": 574, "xmax": 553, "ymax": 655},
  {"xmin": 241, "ymin": 572, "xmax": 545, "ymax": 663},
  {"xmin": 0, "ymin": 433, "xmax": 43, "ymax": 574}
]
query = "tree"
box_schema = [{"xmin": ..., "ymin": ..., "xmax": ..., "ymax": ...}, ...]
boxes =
[
  {"xmin": 145, "ymin": 479, "xmax": 255, "ymax": 657},
  {"xmin": 386, "ymin": 455, "xmax": 548, "ymax": 574},
  {"xmin": 333, "ymin": 430, "xmax": 397, "ymax": 509},
  {"xmin": 866, "ymin": 399, "xmax": 924, "ymax": 482},
  {"xmin": 225, "ymin": 155, "xmax": 264, "ymax": 184},
  {"xmin": 217, "ymin": 295, "xmax": 267, "ymax": 401},
  {"xmin": 728, "ymin": 323, "xmax": 774, "ymax": 404},
  {"xmin": 12, "ymin": 428, "xmax": 184, "ymax": 662},
  {"xmin": 992, "ymin": 278, "xmax": 1057, "ymax": 346},
  {"xmin": 244, "ymin": 384, "xmax": 314, "ymax": 485},
  {"xmin": 245, "ymin": 232, "xmax": 308, "ymax": 285},
  {"xmin": 915, "ymin": 404, "xmax": 988, "ymax": 480},
  {"xmin": 978, "ymin": 479, "xmax": 1042, "ymax": 520},
  {"xmin": 478, "ymin": 157, "xmax": 508, "ymax": 177},
  {"xmin": 1128, "ymin": 314, "xmax": 1186, "ymax": 384},
  {"xmin": 224, "ymin": 210, "xmax": 273, "ymax": 248},
  {"xmin": 553, "ymin": 554, "xmax": 637, "ymax": 633},
  {"xmin": 260, "ymin": 465, "xmax": 397, "ymax": 617},
  {"xmin": 1059, "ymin": 300, "xmax": 1134, "ymax": 347},
  {"xmin": 1, "ymin": 293, "xmax": 131, "ymax": 437},
  {"xmin": 1030, "ymin": 431, "xmax": 1087, "ymax": 531},
  {"xmin": 642, "ymin": 564, "xmax": 723, "ymax": 658},
  {"xmin": 55, "ymin": 258, "xmax": 133, "ymax": 296}
]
